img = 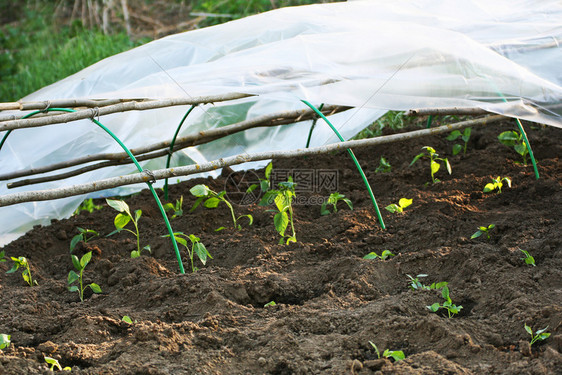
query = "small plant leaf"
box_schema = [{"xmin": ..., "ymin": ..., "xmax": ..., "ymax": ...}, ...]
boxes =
[
  {"xmin": 0, "ymin": 334, "xmax": 11, "ymax": 350},
  {"xmin": 498, "ymin": 130, "xmax": 518, "ymax": 146},
  {"xmin": 71, "ymin": 254, "xmax": 81, "ymax": 271},
  {"xmin": 483, "ymin": 183, "xmax": 495, "ymax": 193},
  {"xmin": 122, "ymin": 316, "xmax": 133, "ymax": 324},
  {"xmin": 524, "ymin": 324, "xmax": 533, "ymax": 335},
  {"xmin": 70, "ymin": 234, "xmax": 82, "ymax": 252},
  {"xmin": 68, "ymin": 285, "xmax": 79, "ymax": 292},
  {"xmin": 409, "ymin": 153, "xmax": 424, "ymax": 166},
  {"xmin": 106, "ymin": 198, "xmax": 129, "ymax": 213},
  {"xmin": 194, "ymin": 242, "xmax": 209, "ymax": 265},
  {"xmin": 444, "ymin": 158, "xmax": 452, "ymax": 174},
  {"xmin": 398, "ymin": 198, "xmax": 412, "ymax": 209},
  {"xmin": 385, "ymin": 204, "xmax": 402, "ymax": 213},
  {"xmin": 430, "ymin": 160, "xmax": 440, "ymax": 175},
  {"xmin": 452, "ymin": 144, "xmax": 462, "ymax": 155},
  {"xmin": 264, "ymin": 301, "xmax": 276, "ymax": 307},
  {"xmin": 114, "ymin": 213, "xmax": 131, "ymax": 229},
  {"xmin": 204, "ymin": 197, "xmax": 221, "ymax": 208},
  {"xmin": 264, "ymin": 162, "xmax": 273, "ymax": 180},
  {"xmin": 67, "ymin": 270, "xmax": 79, "ymax": 285},
  {"xmin": 80, "ymin": 252, "xmax": 92, "ymax": 268},
  {"xmin": 274, "ymin": 211, "xmax": 289, "ymax": 237},
  {"xmin": 471, "ymin": 230, "xmax": 483, "ymax": 239},
  {"xmin": 427, "ymin": 303, "xmax": 440, "ymax": 312},
  {"xmin": 190, "ymin": 184, "xmax": 210, "ymax": 197},
  {"xmin": 446, "ymin": 130, "xmax": 461, "ymax": 141},
  {"xmin": 134, "ymin": 209, "xmax": 142, "ymax": 222},
  {"xmin": 363, "ymin": 252, "xmax": 379, "ymax": 260},
  {"xmin": 89, "ymin": 283, "xmax": 102, "ymax": 293},
  {"xmin": 45, "ymin": 356, "xmax": 62, "ymax": 371}
]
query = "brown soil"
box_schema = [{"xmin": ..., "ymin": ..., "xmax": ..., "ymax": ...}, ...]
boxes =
[{"xmin": 1, "ymin": 120, "xmax": 561, "ymax": 374}]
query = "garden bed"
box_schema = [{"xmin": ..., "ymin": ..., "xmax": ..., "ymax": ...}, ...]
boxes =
[{"xmin": 0, "ymin": 120, "xmax": 560, "ymax": 374}]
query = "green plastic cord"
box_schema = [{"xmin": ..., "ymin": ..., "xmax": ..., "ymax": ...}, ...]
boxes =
[
  {"xmin": 4, "ymin": 108, "xmax": 185, "ymax": 273},
  {"xmin": 164, "ymin": 105, "xmax": 197, "ymax": 200},
  {"xmin": 301, "ymin": 100, "xmax": 386, "ymax": 230},
  {"xmin": 305, "ymin": 103, "xmax": 324, "ymax": 149},
  {"xmin": 426, "ymin": 115, "xmax": 433, "ymax": 129}
]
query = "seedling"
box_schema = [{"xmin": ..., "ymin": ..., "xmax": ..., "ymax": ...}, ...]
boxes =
[
  {"xmin": 0, "ymin": 250, "xmax": 5, "ymax": 262},
  {"xmin": 483, "ymin": 176, "xmax": 511, "ymax": 194},
  {"xmin": 7, "ymin": 256, "xmax": 37, "ymax": 286},
  {"xmin": 69, "ymin": 227, "xmax": 99, "ymax": 253},
  {"xmin": 368, "ymin": 341, "xmax": 405, "ymax": 362},
  {"xmin": 248, "ymin": 161, "xmax": 273, "ymax": 194},
  {"xmin": 410, "ymin": 146, "xmax": 452, "ymax": 183},
  {"xmin": 321, "ymin": 192, "xmax": 353, "ymax": 215},
  {"xmin": 261, "ymin": 178, "xmax": 297, "ymax": 244},
  {"xmin": 519, "ymin": 248, "xmax": 535, "ymax": 266},
  {"xmin": 0, "ymin": 334, "xmax": 10, "ymax": 350},
  {"xmin": 446, "ymin": 127, "xmax": 471, "ymax": 155},
  {"xmin": 264, "ymin": 301, "xmax": 277, "ymax": 307},
  {"xmin": 471, "ymin": 224, "xmax": 495, "ymax": 240},
  {"xmin": 122, "ymin": 316, "xmax": 137, "ymax": 324},
  {"xmin": 163, "ymin": 196, "xmax": 184, "ymax": 219},
  {"xmin": 498, "ymin": 130, "xmax": 529, "ymax": 165},
  {"xmin": 525, "ymin": 324, "xmax": 550, "ymax": 346},
  {"xmin": 67, "ymin": 251, "xmax": 102, "ymax": 302},
  {"xmin": 385, "ymin": 198, "xmax": 412, "ymax": 213},
  {"xmin": 364, "ymin": 250, "xmax": 395, "ymax": 260},
  {"xmin": 375, "ymin": 157, "xmax": 392, "ymax": 173},
  {"xmin": 427, "ymin": 286, "xmax": 463, "ymax": 318},
  {"xmin": 163, "ymin": 232, "xmax": 211, "ymax": 273},
  {"xmin": 44, "ymin": 356, "xmax": 71, "ymax": 371},
  {"xmin": 106, "ymin": 199, "xmax": 151, "ymax": 258},
  {"xmin": 407, "ymin": 274, "xmax": 448, "ymax": 291},
  {"xmin": 190, "ymin": 185, "xmax": 253, "ymax": 230},
  {"xmin": 73, "ymin": 198, "xmax": 102, "ymax": 215}
]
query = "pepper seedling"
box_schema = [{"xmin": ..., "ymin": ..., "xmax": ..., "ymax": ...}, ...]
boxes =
[
  {"xmin": 163, "ymin": 232, "xmax": 211, "ymax": 273},
  {"xmin": 375, "ymin": 156, "xmax": 392, "ymax": 173},
  {"xmin": 163, "ymin": 196, "xmax": 183, "ymax": 219},
  {"xmin": 364, "ymin": 250, "xmax": 395, "ymax": 260},
  {"xmin": 519, "ymin": 248, "xmax": 536, "ymax": 266},
  {"xmin": 7, "ymin": 256, "xmax": 38, "ymax": 287},
  {"xmin": 248, "ymin": 161, "xmax": 273, "ymax": 194},
  {"xmin": 69, "ymin": 227, "xmax": 99, "ymax": 253},
  {"xmin": 427, "ymin": 286, "xmax": 463, "ymax": 318},
  {"xmin": 368, "ymin": 341, "xmax": 405, "ymax": 362},
  {"xmin": 498, "ymin": 130, "xmax": 529, "ymax": 165},
  {"xmin": 68, "ymin": 251, "xmax": 102, "ymax": 302},
  {"xmin": 410, "ymin": 146, "xmax": 452, "ymax": 184},
  {"xmin": 321, "ymin": 192, "xmax": 353, "ymax": 216},
  {"xmin": 0, "ymin": 334, "xmax": 10, "ymax": 350},
  {"xmin": 385, "ymin": 198, "xmax": 412, "ymax": 214},
  {"xmin": 483, "ymin": 176, "xmax": 511, "ymax": 194},
  {"xmin": 264, "ymin": 301, "xmax": 277, "ymax": 307},
  {"xmin": 190, "ymin": 185, "xmax": 253, "ymax": 230},
  {"xmin": 106, "ymin": 199, "xmax": 151, "ymax": 258},
  {"xmin": 260, "ymin": 178, "xmax": 297, "ymax": 245},
  {"xmin": 44, "ymin": 357, "xmax": 71, "ymax": 372},
  {"xmin": 471, "ymin": 224, "xmax": 495, "ymax": 240},
  {"xmin": 446, "ymin": 127, "xmax": 471, "ymax": 155},
  {"xmin": 525, "ymin": 324, "xmax": 550, "ymax": 346},
  {"xmin": 407, "ymin": 274, "xmax": 448, "ymax": 291}
]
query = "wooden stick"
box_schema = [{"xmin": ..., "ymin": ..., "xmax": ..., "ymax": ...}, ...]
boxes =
[
  {"xmin": 0, "ymin": 98, "xmax": 144, "ymax": 112},
  {"xmin": 405, "ymin": 108, "xmax": 490, "ymax": 116},
  {"xmin": 0, "ymin": 115, "xmax": 504, "ymax": 206},
  {"xmin": 1, "ymin": 105, "xmax": 348, "ymax": 184}
]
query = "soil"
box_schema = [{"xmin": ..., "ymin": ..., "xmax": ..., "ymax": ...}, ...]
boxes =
[{"xmin": 0, "ymin": 120, "xmax": 561, "ymax": 374}]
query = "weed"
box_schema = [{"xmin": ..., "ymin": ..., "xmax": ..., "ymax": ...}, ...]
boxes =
[
  {"xmin": 7, "ymin": 256, "xmax": 37, "ymax": 286},
  {"xmin": 410, "ymin": 146, "xmax": 452, "ymax": 184},
  {"xmin": 163, "ymin": 196, "xmax": 184, "ymax": 219},
  {"xmin": 190, "ymin": 185, "xmax": 253, "ymax": 230},
  {"xmin": 446, "ymin": 128, "xmax": 471, "ymax": 155},
  {"xmin": 73, "ymin": 198, "xmax": 102, "ymax": 216},
  {"xmin": 261, "ymin": 177, "xmax": 297, "ymax": 244},
  {"xmin": 364, "ymin": 250, "xmax": 395, "ymax": 260},
  {"xmin": 519, "ymin": 249, "xmax": 536, "ymax": 266},
  {"xmin": 106, "ymin": 199, "xmax": 151, "ymax": 258},
  {"xmin": 321, "ymin": 192, "xmax": 353, "ymax": 216},
  {"xmin": 483, "ymin": 176, "xmax": 511, "ymax": 194},
  {"xmin": 44, "ymin": 356, "xmax": 71, "ymax": 371},
  {"xmin": 69, "ymin": 227, "xmax": 99, "ymax": 253},
  {"xmin": 368, "ymin": 341, "xmax": 405, "ymax": 362},
  {"xmin": 407, "ymin": 274, "xmax": 448, "ymax": 291},
  {"xmin": 164, "ymin": 232, "xmax": 211, "ymax": 273},
  {"xmin": 385, "ymin": 198, "xmax": 412, "ymax": 213},
  {"xmin": 427, "ymin": 286, "xmax": 463, "ymax": 318},
  {"xmin": 375, "ymin": 157, "xmax": 392, "ymax": 173},
  {"xmin": 471, "ymin": 224, "xmax": 495, "ymax": 240},
  {"xmin": 68, "ymin": 251, "xmax": 102, "ymax": 302},
  {"xmin": 0, "ymin": 334, "xmax": 10, "ymax": 350},
  {"xmin": 498, "ymin": 130, "xmax": 529, "ymax": 165},
  {"xmin": 525, "ymin": 324, "xmax": 550, "ymax": 346},
  {"xmin": 264, "ymin": 301, "xmax": 277, "ymax": 307}
]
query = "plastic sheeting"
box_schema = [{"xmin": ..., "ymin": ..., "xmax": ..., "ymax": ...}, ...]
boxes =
[{"xmin": 1, "ymin": 0, "xmax": 561, "ymax": 245}]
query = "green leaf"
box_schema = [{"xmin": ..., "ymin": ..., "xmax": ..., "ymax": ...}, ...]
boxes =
[
  {"xmin": 190, "ymin": 184, "xmax": 210, "ymax": 197},
  {"xmin": 80, "ymin": 251, "xmax": 92, "ymax": 268},
  {"xmin": 68, "ymin": 285, "xmax": 79, "ymax": 292},
  {"xmin": 504, "ymin": 177, "xmax": 512, "ymax": 188},
  {"xmin": 369, "ymin": 341, "xmax": 380, "ymax": 358},
  {"xmin": 194, "ymin": 242, "xmax": 209, "ymax": 265},
  {"xmin": 427, "ymin": 303, "xmax": 440, "ymax": 312},
  {"xmin": 163, "ymin": 202, "xmax": 174, "ymax": 212},
  {"xmin": 89, "ymin": 283, "xmax": 102, "ymax": 293},
  {"xmin": 214, "ymin": 227, "xmax": 226, "ymax": 232},
  {"xmin": 498, "ymin": 131, "xmax": 518, "ymax": 146},
  {"xmin": 189, "ymin": 196, "xmax": 205, "ymax": 212},
  {"xmin": 444, "ymin": 158, "xmax": 452, "ymax": 174},
  {"xmin": 45, "ymin": 356, "xmax": 62, "ymax": 371},
  {"xmin": 343, "ymin": 198, "xmax": 353, "ymax": 210},
  {"xmin": 446, "ymin": 130, "xmax": 461, "ymax": 141},
  {"xmin": 70, "ymin": 234, "xmax": 82, "ymax": 253},
  {"xmin": 398, "ymin": 198, "xmax": 412, "ymax": 209},
  {"xmin": 320, "ymin": 203, "xmax": 330, "ymax": 216},
  {"xmin": 524, "ymin": 255, "xmax": 536, "ymax": 266},
  {"xmin": 114, "ymin": 213, "xmax": 131, "ymax": 229},
  {"xmin": 363, "ymin": 252, "xmax": 379, "ymax": 260},
  {"xmin": 441, "ymin": 286, "xmax": 450, "ymax": 300},
  {"xmin": 188, "ymin": 234, "xmax": 200, "ymax": 243},
  {"xmin": 385, "ymin": 204, "xmax": 402, "ymax": 213},
  {"xmin": 514, "ymin": 143, "xmax": 527, "ymax": 157},
  {"xmin": 130, "ymin": 250, "xmax": 140, "ymax": 258},
  {"xmin": 423, "ymin": 146, "xmax": 436, "ymax": 154},
  {"xmin": 122, "ymin": 316, "xmax": 133, "ymax": 324},
  {"xmin": 483, "ymin": 183, "xmax": 496, "ymax": 193},
  {"xmin": 524, "ymin": 324, "xmax": 533, "ymax": 335},
  {"xmin": 452, "ymin": 144, "xmax": 462, "ymax": 155},
  {"xmin": 204, "ymin": 197, "xmax": 221, "ymax": 208},
  {"xmin": 0, "ymin": 334, "xmax": 11, "ymax": 350},
  {"xmin": 264, "ymin": 162, "xmax": 273, "ymax": 179},
  {"xmin": 67, "ymin": 270, "xmax": 79, "ymax": 285},
  {"xmin": 409, "ymin": 153, "xmax": 424, "ymax": 166},
  {"xmin": 174, "ymin": 236, "xmax": 188, "ymax": 247},
  {"xmin": 71, "ymin": 254, "xmax": 81, "ymax": 271},
  {"xmin": 471, "ymin": 230, "xmax": 483, "ymax": 239},
  {"xmin": 239, "ymin": 214, "xmax": 253, "ymax": 226},
  {"xmin": 274, "ymin": 211, "xmax": 289, "ymax": 236},
  {"xmin": 264, "ymin": 301, "xmax": 276, "ymax": 307},
  {"xmin": 259, "ymin": 190, "xmax": 278, "ymax": 206},
  {"xmin": 430, "ymin": 160, "xmax": 440, "ymax": 175},
  {"xmin": 380, "ymin": 250, "xmax": 395, "ymax": 259},
  {"xmin": 433, "ymin": 282, "xmax": 448, "ymax": 289},
  {"xmin": 274, "ymin": 193, "xmax": 290, "ymax": 213},
  {"xmin": 388, "ymin": 350, "xmax": 405, "ymax": 361},
  {"xmin": 134, "ymin": 209, "xmax": 142, "ymax": 222}
]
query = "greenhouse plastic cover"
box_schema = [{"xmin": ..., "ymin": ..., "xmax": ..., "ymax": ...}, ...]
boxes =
[{"xmin": 1, "ymin": 0, "xmax": 561, "ymax": 245}]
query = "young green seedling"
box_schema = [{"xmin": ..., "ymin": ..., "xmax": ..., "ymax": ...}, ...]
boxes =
[
  {"xmin": 163, "ymin": 196, "xmax": 183, "ymax": 219},
  {"xmin": 519, "ymin": 248, "xmax": 536, "ymax": 266},
  {"xmin": 471, "ymin": 224, "xmax": 495, "ymax": 240},
  {"xmin": 0, "ymin": 334, "xmax": 10, "ymax": 350},
  {"xmin": 375, "ymin": 156, "xmax": 392, "ymax": 173},
  {"xmin": 261, "ymin": 178, "xmax": 297, "ymax": 244},
  {"xmin": 73, "ymin": 198, "xmax": 102, "ymax": 215},
  {"xmin": 368, "ymin": 341, "xmax": 405, "ymax": 362},
  {"xmin": 0, "ymin": 250, "xmax": 5, "ymax": 263},
  {"xmin": 427, "ymin": 286, "xmax": 463, "ymax": 318},
  {"xmin": 410, "ymin": 146, "xmax": 452, "ymax": 184},
  {"xmin": 525, "ymin": 324, "xmax": 550, "ymax": 346},
  {"xmin": 407, "ymin": 274, "xmax": 448, "ymax": 291},
  {"xmin": 190, "ymin": 185, "xmax": 253, "ymax": 230},
  {"xmin": 7, "ymin": 256, "xmax": 37, "ymax": 287},
  {"xmin": 163, "ymin": 232, "xmax": 212, "ymax": 273},
  {"xmin": 44, "ymin": 356, "xmax": 71, "ymax": 371},
  {"xmin": 483, "ymin": 176, "xmax": 511, "ymax": 194},
  {"xmin": 69, "ymin": 227, "xmax": 99, "ymax": 253},
  {"xmin": 364, "ymin": 250, "xmax": 395, "ymax": 260},
  {"xmin": 106, "ymin": 199, "xmax": 151, "ymax": 258},
  {"xmin": 67, "ymin": 251, "xmax": 102, "ymax": 302},
  {"xmin": 498, "ymin": 130, "xmax": 529, "ymax": 165},
  {"xmin": 248, "ymin": 161, "xmax": 273, "ymax": 194},
  {"xmin": 264, "ymin": 301, "xmax": 277, "ymax": 307},
  {"xmin": 321, "ymin": 192, "xmax": 353, "ymax": 216},
  {"xmin": 122, "ymin": 315, "xmax": 137, "ymax": 324},
  {"xmin": 385, "ymin": 198, "xmax": 412, "ymax": 213},
  {"xmin": 446, "ymin": 127, "xmax": 471, "ymax": 155}
]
